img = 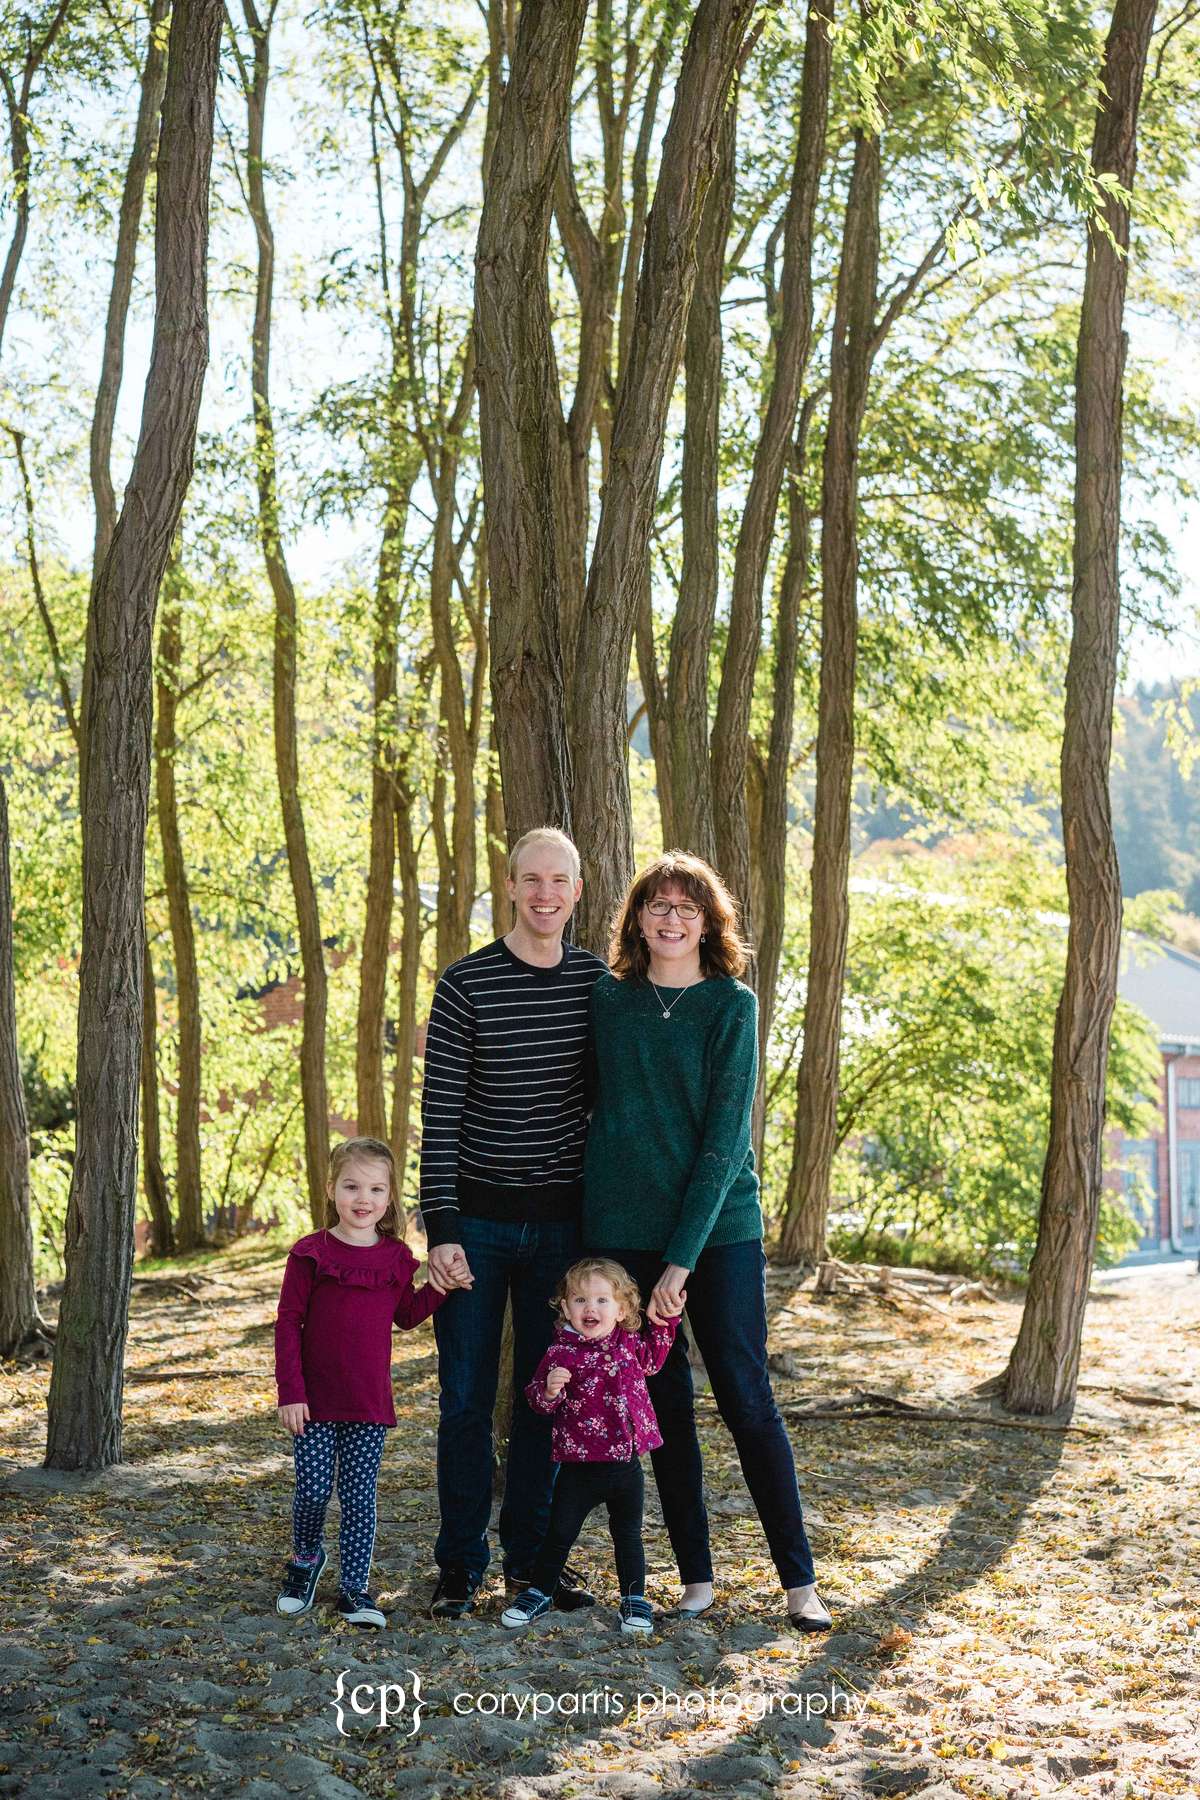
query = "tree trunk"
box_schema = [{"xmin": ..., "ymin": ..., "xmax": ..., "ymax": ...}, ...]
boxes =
[
  {"xmin": 356, "ymin": 465, "xmax": 411, "ymax": 1142},
  {"xmin": 429, "ymin": 445, "xmax": 477, "ymax": 966},
  {"xmin": 1004, "ymin": 0, "xmax": 1157, "ymax": 1416},
  {"xmin": 391, "ymin": 790, "xmax": 422, "ymax": 1199},
  {"xmin": 154, "ymin": 579, "xmax": 203, "ymax": 1249},
  {"xmin": 779, "ymin": 129, "xmax": 881, "ymax": 1266},
  {"xmin": 140, "ymin": 934, "xmax": 175, "ymax": 1258},
  {"xmin": 0, "ymin": 774, "xmax": 47, "ymax": 1354},
  {"xmin": 756, "ymin": 422, "xmax": 814, "ymax": 1067},
  {"xmin": 475, "ymin": 0, "xmax": 587, "ymax": 842},
  {"xmin": 750, "ymin": 427, "xmax": 814, "ymax": 1167},
  {"xmin": 239, "ymin": 0, "xmax": 329, "ymax": 1226},
  {"xmin": 569, "ymin": 0, "xmax": 756, "ymax": 950},
  {"xmin": 635, "ymin": 559, "xmax": 674, "ymax": 847},
  {"xmin": 485, "ymin": 752, "xmax": 509, "ymax": 936},
  {"xmin": 711, "ymin": 0, "xmax": 831, "ymax": 939},
  {"xmin": 44, "ymin": 0, "xmax": 222, "ymax": 1471},
  {"xmin": 90, "ymin": 0, "xmax": 170, "ymax": 576},
  {"xmin": 663, "ymin": 97, "xmax": 735, "ymax": 862}
]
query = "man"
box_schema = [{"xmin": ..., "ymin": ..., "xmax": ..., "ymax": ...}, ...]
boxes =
[{"xmin": 420, "ymin": 827, "xmax": 608, "ymax": 1618}]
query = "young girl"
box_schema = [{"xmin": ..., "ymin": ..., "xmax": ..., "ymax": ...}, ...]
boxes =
[
  {"xmin": 501, "ymin": 1257, "xmax": 677, "ymax": 1636},
  {"xmin": 274, "ymin": 1135, "xmax": 459, "ymax": 1626}
]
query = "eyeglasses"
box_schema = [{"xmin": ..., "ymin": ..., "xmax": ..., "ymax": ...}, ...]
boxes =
[{"xmin": 644, "ymin": 899, "xmax": 702, "ymax": 920}]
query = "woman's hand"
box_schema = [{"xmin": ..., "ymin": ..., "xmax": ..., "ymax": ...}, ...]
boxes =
[
  {"xmin": 648, "ymin": 1264, "xmax": 689, "ymax": 1325},
  {"xmin": 279, "ymin": 1402, "xmax": 310, "ymax": 1436}
]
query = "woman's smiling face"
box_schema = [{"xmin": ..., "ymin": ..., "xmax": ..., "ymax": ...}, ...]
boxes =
[{"xmin": 639, "ymin": 880, "xmax": 705, "ymax": 972}]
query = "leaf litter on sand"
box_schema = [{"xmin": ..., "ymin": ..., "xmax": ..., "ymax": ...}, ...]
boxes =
[{"xmin": 0, "ymin": 1241, "xmax": 1197, "ymax": 1798}]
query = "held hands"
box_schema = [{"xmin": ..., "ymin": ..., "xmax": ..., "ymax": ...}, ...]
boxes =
[
  {"xmin": 544, "ymin": 1365, "xmax": 572, "ymax": 1400},
  {"xmin": 279, "ymin": 1402, "xmax": 310, "ymax": 1437},
  {"xmin": 647, "ymin": 1263, "xmax": 689, "ymax": 1325},
  {"xmin": 428, "ymin": 1243, "xmax": 475, "ymax": 1294}
]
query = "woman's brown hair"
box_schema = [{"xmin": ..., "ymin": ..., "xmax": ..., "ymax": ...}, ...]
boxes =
[
  {"xmin": 608, "ymin": 851, "xmax": 750, "ymax": 982},
  {"xmin": 323, "ymin": 1136, "xmax": 402, "ymax": 1240},
  {"xmin": 551, "ymin": 1257, "xmax": 644, "ymax": 1333}
]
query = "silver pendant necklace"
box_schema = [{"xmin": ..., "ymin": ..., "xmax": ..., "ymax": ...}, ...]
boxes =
[{"xmin": 648, "ymin": 976, "xmax": 696, "ymax": 1021}]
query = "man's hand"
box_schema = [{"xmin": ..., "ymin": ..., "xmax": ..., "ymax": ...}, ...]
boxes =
[
  {"xmin": 279, "ymin": 1402, "xmax": 310, "ymax": 1436},
  {"xmin": 429, "ymin": 1242, "xmax": 474, "ymax": 1292},
  {"xmin": 545, "ymin": 1365, "xmax": 572, "ymax": 1399},
  {"xmin": 647, "ymin": 1263, "xmax": 689, "ymax": 1325}
]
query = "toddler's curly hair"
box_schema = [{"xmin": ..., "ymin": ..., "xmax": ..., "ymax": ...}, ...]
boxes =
[{"xmin": 551, "ymin": 1257, "xmax": 643, "ymax": 1333}]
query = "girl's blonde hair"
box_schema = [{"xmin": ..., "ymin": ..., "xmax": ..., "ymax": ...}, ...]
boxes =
[
  {"xmin": 608, "ymin": 850, "xmax": 751, "ymax": 981},
  {"xmin": 552, "ymin": 1256, "xmax": 643, "ymax": 1333},
  {"xmin": 324, "ymin": 1136, "xmax": 401, "ymax": 1240}
]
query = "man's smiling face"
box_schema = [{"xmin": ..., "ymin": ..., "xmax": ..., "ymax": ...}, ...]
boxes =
[{"xmin": 507, "ymin": 843, "xmax": 583, "ymax": 941}]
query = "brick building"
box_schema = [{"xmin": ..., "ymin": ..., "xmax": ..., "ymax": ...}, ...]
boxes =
[{"xmin": 1112, "ymin": 939, "xmax": 1200, "ymax": 1256}]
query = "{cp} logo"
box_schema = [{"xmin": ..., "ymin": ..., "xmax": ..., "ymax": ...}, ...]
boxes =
[{"xmin": 331, "ymin": 1669, "xmax": 425, "ymax": 1738}]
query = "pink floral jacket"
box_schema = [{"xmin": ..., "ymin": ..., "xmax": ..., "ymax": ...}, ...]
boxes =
[{"xmin": 524, "ymin": 1316, "xmax": 678, "ymax": 1463}]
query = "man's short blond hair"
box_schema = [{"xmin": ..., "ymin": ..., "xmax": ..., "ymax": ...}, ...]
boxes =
[{"xmin": 507, "ymin": 827, "xmax": 581, "ymax": 883}]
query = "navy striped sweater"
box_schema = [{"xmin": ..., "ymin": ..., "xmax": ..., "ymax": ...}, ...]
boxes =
[{"xmin": 418, "ymin": 937, "xmax": 608, "ymax": 1245}]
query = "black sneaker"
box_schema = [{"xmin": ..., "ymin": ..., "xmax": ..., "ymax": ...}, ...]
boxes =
[
  {"xmin": 429, "ymin": 1565, "xmax": 479, "ymax": 1619},
  {"xmin": 554, "ymin": 1563, "xmax": 596, "ymax": 1611},
  {"xmin": 337, "ymin": 1588, "xmax": 386, "ymax": 1628},
  {"xmin": 276, "ymin": 1547, "xmax": 326, "ymax": 1616}
]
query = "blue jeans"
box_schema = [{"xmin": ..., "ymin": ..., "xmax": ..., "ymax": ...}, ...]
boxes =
[
  {"xmin": 433, "ymin": 1214, "xmax": 580, "ymax": 1580},
  {"xmin": 596, "ymin": 1238, "xmax": 817, "ymax": 1590}
]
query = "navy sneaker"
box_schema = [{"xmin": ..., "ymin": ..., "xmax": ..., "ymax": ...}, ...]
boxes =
[
  {"xmin": 337, "ymin": 1588, "xmax": 386, "ymax": 1628},
  {"xmin": 429, "ymin": 1565, "xmax": 479, "ymax": 1619},
  {"xmin": 505, "ymin": 1562, "xmax": 595, "ymax": 1611},
  {"xmin": 619, "ymin": 1594, "xmax": 655, "ymax": 1636},
  {"xmin": 276, "ymin": 1547, "xmax": 326, "ymax": 1616},
  {"xmin": 500, "ymin": 1586, "xmax": 553, "ymax": 1629}
]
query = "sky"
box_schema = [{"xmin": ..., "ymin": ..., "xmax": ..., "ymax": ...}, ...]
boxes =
[{"xmin": 2, "ymin": 10, "xmax": 1197, "ymax": 699}]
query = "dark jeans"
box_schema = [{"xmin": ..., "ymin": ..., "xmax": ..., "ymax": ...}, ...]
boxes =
[
  {"xmin": 530, "ymin": 1459, "xmax": 645, "ymax": 1599},
  {"xmin": 434, "ymin": 1214, "xmax": 579, "ymax": 1580},
  {"xmin": 597, "ymin": 1239, "xmax": 816, "ymax": 1589}
]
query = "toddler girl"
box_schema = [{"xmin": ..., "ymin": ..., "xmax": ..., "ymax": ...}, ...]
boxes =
[
  {"xmin": 501, "ymin": 1256, "xmax": 677, "ymax": 1635},
  {"xmin": 274, "ymin": 1135, "xmax": 460, "ymax": 1626}
]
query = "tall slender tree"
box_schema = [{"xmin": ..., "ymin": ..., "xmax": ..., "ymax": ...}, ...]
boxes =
[
  {"xmin": 1005, "ymin": 0, "xmax": 1158, "ymax": 1415},
  {"xmin": 779, "ymin": 125, "xmax": 881, "ymax": 1265},
  {"xmin": 154, "ymin": 573, "xmax": 204, "ymax": 1248},
  {"xmin": 44, "ymin": 0, "xmax": 224, "ymax": 1471},
  {"xmin": 87, "ymin": 0, "xmax": 179, "ymax": 1253},
  {"xmin": 711, "ymin": 0, "xmax": 832, "ymax": 943},
  {"xmin": 568, "ymin": 0, "xmax": 758, "ymax": 948},
  {"xmin": 231, "ymin": 0, "xmax": 329, "ymax": 1227},
  {"xmin": 0, "ymin": 775, "xmax": 46, "ymax": 1355},
  {"xmin": 475, "ymin": 0, "xmax": 587, "ymax": 845}
]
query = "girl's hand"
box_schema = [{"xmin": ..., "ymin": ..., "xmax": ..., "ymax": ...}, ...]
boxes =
[
  {"xmin": 279, "ymin": 1402, "xmax": 310, "ymax": 1436},
  {"xmin": 545, "ymin": 1365, "xmax": 572, "ymax": 1399},
  {"xmin": 429, "ymin": 1243, "xmax": 474, "ymax": 1292},
  {"xmin": 447, "ymin": 1248, "xmax": 475, "ymax": 1290},
  {"xmin": 648, "ymin": 1264, "xmax": 689, "ymax": 1325}
]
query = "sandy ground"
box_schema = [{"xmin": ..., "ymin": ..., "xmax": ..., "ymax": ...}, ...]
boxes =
[{"xmin": 1, "ymin": 1248, "xmax": 1197, "ymax": 1799}]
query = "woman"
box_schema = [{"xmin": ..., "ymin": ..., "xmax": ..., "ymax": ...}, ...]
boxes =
[{"xmin": 583, "ymin": 851, "xmax": 831, "ymax": 1632}]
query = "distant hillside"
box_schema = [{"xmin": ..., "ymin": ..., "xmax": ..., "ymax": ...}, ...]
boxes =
[
  {"xmin": 855, "ymin": 683, "xmax": 1200, "ymax": 908},
  {"xmin": 1110, "ymin": 684, "xmax": 1200, "ymax": 908}
]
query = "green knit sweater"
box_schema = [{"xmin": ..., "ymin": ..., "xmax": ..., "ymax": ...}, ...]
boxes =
[{"xmin": 582, "ymin": 971, "xmax": 763, "ymax": 1270}]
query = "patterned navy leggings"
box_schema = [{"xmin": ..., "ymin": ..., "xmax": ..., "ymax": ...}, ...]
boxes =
[{"xmin": 292, "ymin": 1421, "xmax": 388, "ymax": 1593}]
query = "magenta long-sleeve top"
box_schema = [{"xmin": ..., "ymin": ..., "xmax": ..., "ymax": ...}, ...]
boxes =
[{"xmin": 274, "ymin": 1229, "xmax": 445, "ymax": 1426}]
